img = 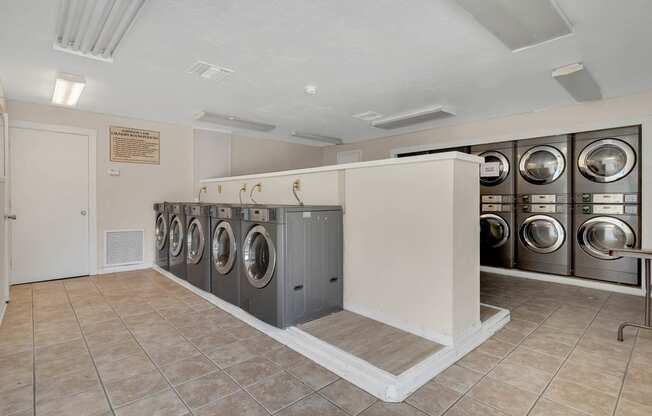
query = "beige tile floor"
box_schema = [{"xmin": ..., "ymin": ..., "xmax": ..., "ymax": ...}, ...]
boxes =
[{"xmin": 0, "ymin": 269, "xmax": 650, "ymax": 416}]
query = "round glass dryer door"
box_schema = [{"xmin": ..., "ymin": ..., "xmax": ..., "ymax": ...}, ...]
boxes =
[
  {"xmin": 155, "ymin": 214, "xmax": 168, "ymax": 250},
  {"xmin": 578, "ymin": 217, "xmax": 635, "ymax": 260},
  {"xmin": 519, "ymin": 146, "xmax": 565, "ymax": 184},
  {"xmin": 520, "ymin": 215, "xmax": 565, "ymax": 254},
  {"xmin": 242, "ymin": 225, "xmax": 277, "ymax": 288},
  {"xmin": 212, "ymin": 221, "xmax": 237, "ymax": 274},
  {"xmin": 480, "ymin": 214, "xmax": 510, "ymax": 248},
  {"xmin": 578, "ymin": 139, "xmax": 636, "ymax": 183},
  {"xmin": 479, "ymin": 151, "xmax": 510, "ymax": 186},
  {"xmin": 169, "ymin": 216, "xmax": 185, "ymax": 257},
  {"xmin": 186, "ymin": 218, "xmax": 205, "ymax": 264}
]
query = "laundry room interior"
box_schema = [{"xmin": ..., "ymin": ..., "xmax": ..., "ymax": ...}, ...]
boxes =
[{"xmin": 1, "ymin": 1, "xmax": 652, "ymax": 416}]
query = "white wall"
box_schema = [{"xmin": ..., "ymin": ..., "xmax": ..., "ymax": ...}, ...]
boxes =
[
  {"xmin": 193, "ymin": 129, "xmax": 231, "ymax": 196},
  {"xmin": 7, "ymin": 100, "xmax": 194, "ymax": 273}
]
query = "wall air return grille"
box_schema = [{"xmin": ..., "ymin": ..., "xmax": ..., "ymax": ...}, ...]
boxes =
[
  {"xmin": 194, "ymin": 111, "xmax": 276, "ymax": 132},
  {"xmin": 54, "ymin": 0, "xmax": 148, "ymax": 62},
  {"xmin": 371, "ymin": 106, "xmax": 456, "ymax": 130},
  {"xmin": 105, "ymin": 229, "xmax": 144, "ymax": 267}
]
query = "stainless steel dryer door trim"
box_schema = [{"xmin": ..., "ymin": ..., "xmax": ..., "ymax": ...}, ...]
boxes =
[
  {"xmin": 479, "ymin": 151, "xmax": 510, "ymax": 186},
  {"xmin": 169, "ymin": 215, "xmax": 185, "ymax": 257},
  {"xmin": 155, "ymin": 214, "xmax": 168, "ymax": 251},
  {"xmin": 480, "ymin": 213, "xmax": 510, "ymax": 248},
  {"xmin": 578, "ymin": 216, "xmax": 636, "ymax": 260},
  {"xmin": 243, "ymin": 225, "xmax": 277, "ymax": 289},
  {"xmin": 212, "ymin": 220, "xmax": 237, "ymax": 274},
  {"xmin": 186, "ymin": 218, "xmax": 205, "ymax": 264},
  {"xmin": 578, "ymin": 138, "xmax": 636, "ymax": 183},
  {"xmin": 519, "ymin": 145, "xmax": 565, "ymax": 184},
  {"xmin": 520, "ymin": 214, "xmax": 565, "ymax": 254}
]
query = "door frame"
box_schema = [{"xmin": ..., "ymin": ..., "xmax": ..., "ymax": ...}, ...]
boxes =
[{"xmin": 7, "ymin": 120, "xmax": 97, "ymax": 281}]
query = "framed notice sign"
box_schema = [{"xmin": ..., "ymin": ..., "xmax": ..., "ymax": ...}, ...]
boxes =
[{"xmin": 109, "ymin": 126, "xmax": 160, "ymax": 164}]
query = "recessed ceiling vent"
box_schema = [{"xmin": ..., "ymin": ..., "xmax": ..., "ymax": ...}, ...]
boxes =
[
  {"xmin": 371, "ymin": 106, "xmax": 456, "ymax": 130},
  {"xmin": 456, "ymin": 0, "xmax": 572, "ymax": 51},
  {"xmin": 291, "ymin": 131, "xmax": 343, "ymax": 145},
  {"xmin": 552, "ymin": 63, "xmax": 602, "ymax": 102},
  {"xmin": 194, "ymin": 111, "xmax": 276, "ymax": 132},
  {"xmin": 353, "ymin": 111, "xmax": 383, "ymax": 121},
  {"xmin": 187, "ymin": 61, "xmax": 234, "ymax": 82},
  {"xmin": 54, "ymin": 0, "xmax": 148, "ymax": 62}
]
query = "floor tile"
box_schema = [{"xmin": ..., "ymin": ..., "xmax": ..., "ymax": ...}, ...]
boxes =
[
  {"xmin": 160, "ymin": 354, "xmax": 218, "ymax": 385},
  {"xmin": 114, "ymin": 388, "xmax": 188, "ymax": 416},
  {"xmin": 288, "ymin": 360, "xmax": 339, "ymax": 390},
  {"xmin": 467, "ymin": 378, "xmax": 537, "ymax": 416},
  {"xmin": 444, "ymin": 396, "xmax": 508, "ymax": 416},
  {"xmin": 621, "ymin": 366, "xmax": 652, "ymax": 407},
  {"xmin": 543, "ymin": 378, "xmax": 617, "ymax": 416},
  {"xmin": 193, "ymin": 389, "xmax": 268, "ymax": 416},
  {"xmin": 0, "ymin": 385, "xmax": 33, "ymax": 416},
  {"xmin": 615, "ymin": 398, "xmax": 652, "ymax": 416},
  {"xmin": 474, "ymin": 339, "xmax": 514, "ymax": 359},
  {"xmin": 488, "ymin": 361, "xmax": 552, "ymax": 394},
  {"xmin": 529, "ymin": 399, "xmax": 587, "ymax": 416},
  {"xmin": 556, "ymin": 359, "xmax": 624, "ymax": 395},
  {"xmin": 175, "ymin": 371, "xmax": 240, "ymax": 409},
  {"xmin": 143, "ymin": 340, "xmax": 199, "ymax": 367},
  {"xmin": 88, "ymin": 337, "xmax": 143, "ymax": 365},
  {"xmin": 456, "ymin": 350, "xmax": 501, "ymax": 374},
  {"xmin": 224, "ymin": 356, "xmax": 283, "ymax": 387},
  {"xmin": 105, "ymin": 369, "xmax": 169, "ymax": 407},
  {"xmin": 359, "ymin": 401, "xmax": 427, "ymax": 416},
  {"xmin": 434, "ymin": 365, "xmax": 483, "ymax": 394},
  {"xmin": 277, "ymin": 393, "xmax": 348, "ymax": 416},
  {"xmin": 320, "ymin": 379, "xmax": 377, "ymax": 415},
  {"xmin": 246, "ymin": 371, "xmax": 313, "ymax": 413},
  {"xmin": 35, "ymin": 386, "xmax": 110, "ymax": 416},
  {"xmin": 204, "ymin": 340, "xmax": 257, "ymax": 368},
  {"xmin": 266, "ymin": 347, "xmax": 308, "ymax": 368},
  {"xmin": 189, "ymin": 331, "xmax": 238, "ymax": 354},
  {"xmin": 96, "ymin": 351, "xmax": 157, "ymax": 384},
  {"xmin": 406, "ymin": 380, "xmax": 461, "ymax": 416},
  {"xmin": 0, "ymin": 351, "xmax": 34, "ymax": 393},
  {"xmin": 36, "ymin": 366, "xmax": 101, "ymax": 404}
]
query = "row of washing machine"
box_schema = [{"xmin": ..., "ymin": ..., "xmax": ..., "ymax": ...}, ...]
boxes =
[
  {"xmin": 152, "ymin": 203, "xmax": 344, "ymax": 328},
  {"xmin": 474, "ymin": 125, "xmax": 642, "ymax": 285}
]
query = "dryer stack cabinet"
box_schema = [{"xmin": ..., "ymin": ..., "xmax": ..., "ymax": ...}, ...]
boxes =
[{"xmin": 285, "ymin": 208, "xmax": 343, "ymax": 326}]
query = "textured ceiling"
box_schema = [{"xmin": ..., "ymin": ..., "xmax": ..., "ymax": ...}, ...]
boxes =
[{"xmin": 1, "ymin": 0, "xmax": 652, "ymax": 145}]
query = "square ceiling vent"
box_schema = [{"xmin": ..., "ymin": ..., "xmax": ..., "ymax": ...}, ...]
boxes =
[
  {"xmin": 187, "ymin": 61, "xmax": 234, "ymax": 82},
  {"xmin": 54, "ymin": 0, "xmax": 148, "ymax": 62}
]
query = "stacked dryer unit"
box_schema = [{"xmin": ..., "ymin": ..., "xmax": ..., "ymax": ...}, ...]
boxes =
[
  {"xmin": 572, "ymin": 126, "xmax": 641, "ymax": 285},
  {"xmin": 210, "ymin": 204, "xmax": 241, "ymax": 306},
  {"xmin": 515, "ymin": 135, "xmax": 572, "ymax": 275},
  {"xmin": 471, "ymin": 142, "xmax": 516, "ymax": 269},
  {"xmin": 153, "ymin": 202, "xmax": 170, "ymax": 270},
  {"xmin": 185, "ymin": 203, "xmax": 211, "ymax": 292},
  {"xmin": 168, "ymin": 203, "xmax": 188, "ymax": 280}
]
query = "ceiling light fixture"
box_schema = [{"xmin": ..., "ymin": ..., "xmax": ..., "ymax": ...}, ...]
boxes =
[
  {"xmin": 552, "ymin": 63, "xmax": 602, "ymax": 102},
  {"xmin": 291, "ymin": 131, "xmax": 343, "ymax": 145},
  {"xmin": 194, "ymin": 111, "xmax": 276, "ymax": 132},
  {"xmin": 54, "ymin": 0, "xmax": 148, "ymax": 62},
  {"xmin": 455, "ymin": 0, "xmax": 572, "ymax": 51},
  {"xmin": 371, "ymin": 105, "xmax": 455, "ymax": 130},
  {"xmin": 352, "ymin": 111, "xmax": 383, "ymax": 121},
  {"xmin": 52, "ymin": 72, "xmax": 86, "ymax": 106},
  {"xmin": 304, "ymin": 85, "xmax": 318, "ymax": 95}
]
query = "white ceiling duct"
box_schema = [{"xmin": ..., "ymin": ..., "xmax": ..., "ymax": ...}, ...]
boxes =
[
  {"xmin": 54, "ymin": 0, "xmax": 148, "ymax": 62},
  {"xmin": 194, "ymin": 111, "xmax": 276, "ymax": 132},
  {"xmin": 291, "ymin": 131, "xmax": 343, "ymax": 145},
  {"xmin": 552, "ymin": 63, "xmax": 602, "ymax": 102},
  {"xmin": 455, "ymin": 0, "xmax": 572, "ymax": 51},
  {"xmin": 371, "ymin": 105, "xmax": 455, "ymax": 130}
]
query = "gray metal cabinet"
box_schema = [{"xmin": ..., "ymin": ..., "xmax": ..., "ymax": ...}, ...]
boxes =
[{"xmin": 285, "ymin": 209, "xmax": 343, "ymax": 326}]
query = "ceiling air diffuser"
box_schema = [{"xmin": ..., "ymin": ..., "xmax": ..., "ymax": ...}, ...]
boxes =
[
  {"xmin": 291, "ymin": 131, "xmax": 343, "ymax": 145},
  {"xmin": 194, "ymin": 111, "xmax": 276, "ymax": 132},
  {"xmin": 552, "ymin": 63, "xmax": 602, "ymax": 102},
  {"xmin": 54, "ymin": 0, "xmax": 148, "ymax": 62},
  {"xmin": 371, "ymin": 106, "xmax": 456, "ymax": 130}
]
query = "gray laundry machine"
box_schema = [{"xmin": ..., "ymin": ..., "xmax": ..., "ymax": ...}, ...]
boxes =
[
  {"xmin": 210, "ymin": 204, "xmax": 241, "ymax": 306},
  {"xmin": 480, "ymin": 203, "xmax": 515, "ymax": 269},
  {"xmin": 168, "ymin": 203, "xmax": 188, "ymax": 280},
  {"xmin": 153, "ymin": 202, "xmax": 169, "ymax": 270},
  {"xmin": 573, "ymin": 204, "xmax": 640, "ymax": 285},
  {"xmin": 573, "ymin": 126, "xmax": 640, "ymax": 204},
  {"xmin": 516, "ymin": 135, "xmax": 571, "ymax": 204},
  {"xmin": 239, "ymin": 205, "xmax": 343, "ymax": 328},
  {"xmin": 185, "ymin": 204, "xmax": 211, "ymax": 292},
  {"xmin": 471, "ymin": 141, "xmax": 516, "ymax": 203},
  {"xmin": 516, "ymin": 204, "xmax": 571, "ymax": 275}
]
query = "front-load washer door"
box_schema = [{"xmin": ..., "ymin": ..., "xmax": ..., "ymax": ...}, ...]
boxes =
[
  {"xmin": 520, "ymin": 215, "xmax": 565, "ymax": 254},
  {"xmin": 480, "ymin": 214, "xmax": 510, "ymax": 248},
  {"xmin": 578, "ymin": 217, "xmax": 636, "ymax": 260},
  {"xmin": 212, "ymin": 221, "xmax": 237, "ymax": 274},
  {"xmin": 519, "ymin": 146, "xmax": 565, "ymax": 184},
  {"xmin": 186, "ymin": 218, "xmax": 205, "ymax": 264},
  {"xmin": 578, "ymin": 139, "xmax": 636, "ymax": 183},
  {"xmin": 155, "ymin": 214, "xmax": 168, "ymax": 250},
  {"xmin": 479, "ymin": 151, "xmax": 510, "ymax": 186},
  {"xmin": 243, "ymin": 225, "xmax": 277, "ymax": 289},
  {"xmin": 169, "ymin": 215, "xmax": 184, "ymax": 257}
]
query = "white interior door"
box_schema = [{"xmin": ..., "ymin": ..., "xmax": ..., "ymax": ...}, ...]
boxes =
[{"xmin": 10, "ymin": 126, "xmax": 90, "ymax": 283}]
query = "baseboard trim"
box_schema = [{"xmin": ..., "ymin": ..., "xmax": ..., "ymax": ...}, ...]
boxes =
[
  {"xmin": 481, "ymin": 266, "xmax": 645, "ymax": 296},
  {"xmin": 96, "ymin": 263, "xmax": 152, "ymax": 275},
  {"xmin": 153, "ymin": 266, "xmax": 510, "ymax": 402}
]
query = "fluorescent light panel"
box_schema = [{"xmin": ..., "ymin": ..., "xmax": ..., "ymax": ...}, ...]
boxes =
[
  {"xmin": 371, "ymin": 105, "xmax": 455, "ymax": 130},
  {"xmin": 194, "ymin": 111, "xmax": 276, "ymax": 132},
  {"xmin": 52, "ymin": 72, "xmax": 86, "ymax": 106},
  {"xmin": 54, "ymin": 0, "xmax": 148, "ymax": 62},
  {"xmin": 456, "ymin": 0, "xmax": 572, "ymax": 51},
  {"xmin": 291, "ymin": 131, "xmax": 343, "ymax": 145},
  {"xmin": 552, "ymin": 63, "xmax": 602, "ymax": 102}
]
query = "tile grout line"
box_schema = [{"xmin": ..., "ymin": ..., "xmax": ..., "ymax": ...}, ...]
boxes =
[
  {"xmin": 30, "ymin": 285, "xmax": 36, "ymax": 416},
  {"xmin": 61, "ymin": 280, "xmax": 117, "ymax": 416}
]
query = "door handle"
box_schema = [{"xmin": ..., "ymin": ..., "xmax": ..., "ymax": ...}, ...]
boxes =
[
  {"xmin": 5, "ymin": 214, "xmax": 16, "ymax": 220},
  {"xmin": 80, "ymin": 209, "xmax": 87, "ymax": 216}
]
